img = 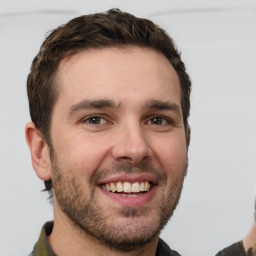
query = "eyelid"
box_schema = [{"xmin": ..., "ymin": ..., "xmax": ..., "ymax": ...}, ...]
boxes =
[
  {"xmin": 145, "ymin": 115, "xmax": 173, "ymax": 125},
  {"xmin": 81, "ymin": 114, "xmax": 110, "ymax": 125}
]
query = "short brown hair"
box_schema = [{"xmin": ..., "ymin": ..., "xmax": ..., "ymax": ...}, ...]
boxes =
[{"xmin": 27, "ymin": 8, "xmax": 191, "ymax": 193}]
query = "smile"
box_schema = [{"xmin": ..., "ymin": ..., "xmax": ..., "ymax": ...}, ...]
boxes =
[{"xmin": 101, "ymin": 181, "xmax": 152, "ymax": 195}]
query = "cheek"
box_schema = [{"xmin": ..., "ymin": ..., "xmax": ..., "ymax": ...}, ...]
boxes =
[
  {"xmin": 53, "ymin": 132, "xmax": 112, "ymax": 178},
  {"xmin": 152, "ymin": 134, "xmax": 187, "ymax": 177}
]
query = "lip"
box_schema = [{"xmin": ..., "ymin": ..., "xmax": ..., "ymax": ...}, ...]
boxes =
[
  {"xmin": 97, "ymin": 173, "xmax": 158, "ymax": 185},
  {"xmin": 96, "ymin": 174, "xmax": 158, "ymax": 207},
  {"xmin": 98, "ymin": 185, "xmax": 157, "ymax": 207}
]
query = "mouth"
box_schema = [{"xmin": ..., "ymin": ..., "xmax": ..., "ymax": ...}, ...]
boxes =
[{"xmin": 101, "ymin": 181, "xmax": 153, "ymax": 197}]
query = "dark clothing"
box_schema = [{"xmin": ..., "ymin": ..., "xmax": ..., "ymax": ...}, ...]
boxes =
[
  {"xmin": 216, "ymin": 241, "xmax": 247, "ymax": 256},
  {"xmin": 29, "ymin": 222, "xmax": 181, "ymax": 256},
  {"xmin": 29, "ymin": 222, "xmax": 55, "ymax": 256},
  {"xmin": 29, "ymin": 222, "xmax": 248, "ymax": 256},
  {"xmin": 156, "ymin": 238, "xmax": 181, "ymax": 256}
]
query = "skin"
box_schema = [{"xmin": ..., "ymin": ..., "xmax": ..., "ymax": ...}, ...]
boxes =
[
  {"xmin": 26, "ymin": 46, "xmax": 188, "ymax": 256},
  {"xmin": 244, "ymin": 222, "xmax": 256, "ymax": 255}
]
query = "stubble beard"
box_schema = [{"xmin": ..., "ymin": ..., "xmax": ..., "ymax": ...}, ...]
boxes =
[{"xmin": 50, "ymin": 151, "xmax": 186, "ymax": 252}]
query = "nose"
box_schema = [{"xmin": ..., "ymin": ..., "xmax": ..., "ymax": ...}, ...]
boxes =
[{"xmin": 111, "ymin": 121, "xmax": 152, "ymax": 165}]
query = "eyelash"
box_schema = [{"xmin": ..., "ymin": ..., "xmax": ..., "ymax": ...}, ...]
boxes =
[
  {"xmin": 81, "ymin": 115, "xmax": 172, "ymax": 126},
  {"xmin": 146, "ymin": 116, "xmax": 172, "ymax": 126},
  {"xmin": 82, "ymin": 115, "xmax": 109, "ymax": 125}
]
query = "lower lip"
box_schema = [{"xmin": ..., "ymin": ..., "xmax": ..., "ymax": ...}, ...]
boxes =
[{"xmin": 98, "ymin": 186, "xmax": 157, "ymax": 207}]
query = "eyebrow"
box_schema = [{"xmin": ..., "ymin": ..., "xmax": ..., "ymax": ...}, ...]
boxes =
[
  {"xmin": 69, "ymin": 99, "xmax": 119, "ymax": 116},
  {"xmin": 143, "ymin": 99, "xmax": 181, "ymax": 114},
  {"xmin": 69, "ymin": 98, "xmax": 181, "ymax": 116}
]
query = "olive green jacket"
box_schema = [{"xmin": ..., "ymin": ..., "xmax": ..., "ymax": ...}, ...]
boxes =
[
  {"xmin": 29, "ymin": 222, "xmax": 247, "ymax": 256},
  {"xmin": 215, "ymin": 241, "xmax": 246, "ymax": 256},
  {"xmin": 28, "ymin": 222, "xmax": 180, "ymax": 256}
]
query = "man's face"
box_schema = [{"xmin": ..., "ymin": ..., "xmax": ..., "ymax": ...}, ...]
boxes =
[{"xmin": 49, "ymin": 46, "xmax": 188, "ymax": 251}]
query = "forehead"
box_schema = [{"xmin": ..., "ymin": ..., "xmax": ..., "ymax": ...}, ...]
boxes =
[{"xmin": 54, "ymin": 46, "xmax": 181, "ymax": 107}]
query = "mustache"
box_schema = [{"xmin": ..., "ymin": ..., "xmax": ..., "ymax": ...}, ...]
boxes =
[{"xmin": 90, "ymin": 162, "xmax": 167, "ymax": 185}]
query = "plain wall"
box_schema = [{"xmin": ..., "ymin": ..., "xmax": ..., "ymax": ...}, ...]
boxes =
[{"xmin": 0, "ymin": 1, "xmax": 255, "ymax": 255}]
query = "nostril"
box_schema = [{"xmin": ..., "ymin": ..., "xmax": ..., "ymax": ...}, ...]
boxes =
[
  {"xmin": 117, "ymin": 157, "xmax": 138, "ymax": 166},
  {"xmin": 116, "ymin": 155, "xmax": 150, "ymax": 166}
]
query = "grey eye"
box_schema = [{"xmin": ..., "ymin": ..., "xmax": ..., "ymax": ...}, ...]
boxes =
[
  {"xmin": 86, "ymin": 116, "xmax": 107, "ymax": 124},
  {"xmin": 150, "ymin": 117, "xmax": 167, "ymax": 125}
]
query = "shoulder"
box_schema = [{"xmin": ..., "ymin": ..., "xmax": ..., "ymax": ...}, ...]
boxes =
[
  {"xmin": 215, "ymin": 241, "xmax": 246, "ymax": 256},
  {"xmin": 156, "ymin": 238, "xmax": 182, "ymax": 256}
]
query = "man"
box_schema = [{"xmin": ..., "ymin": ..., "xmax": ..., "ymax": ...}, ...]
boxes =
[
  {"xmin": 25, "ymin": 8, "xmax": 255, "ymax": 256},
  {"xmin": 216, "ymin": 199, "xmax": 256, "ymax": 256},
  {"xmin": 26, "ymin": 9, "xmax": 191, "ymax": 256}
]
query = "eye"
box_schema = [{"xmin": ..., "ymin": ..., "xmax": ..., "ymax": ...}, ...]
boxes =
[
  {"xmin": 83, "ymin": 116, "xmax": 107, "ymax": 125},
  {"xmin": 148, "ymin": 116, "xmax": 169, "ymax": 125}
]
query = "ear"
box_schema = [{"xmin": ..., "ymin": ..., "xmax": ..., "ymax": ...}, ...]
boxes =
[{"xmin": 25, "ymin": 122, "xmax": 51, "ymax": 181}]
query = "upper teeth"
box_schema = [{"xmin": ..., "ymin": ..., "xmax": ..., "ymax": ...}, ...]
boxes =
[{"xmin": 102, "ymin": 181, "xmax": 151, "ymax": 193}]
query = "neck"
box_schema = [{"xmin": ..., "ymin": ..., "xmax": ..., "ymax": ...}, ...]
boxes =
[
  {"xmin": 48, "ymin": 204, "xmax": 159, "ymax": 256},
  {"xmin": 243, "ymin": 222, "xmax": 256, "ymax": 255}
]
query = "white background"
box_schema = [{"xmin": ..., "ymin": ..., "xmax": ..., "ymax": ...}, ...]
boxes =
[{"xmin": 0, "ymin": 1, "xmax": 256, "ymax": 255}]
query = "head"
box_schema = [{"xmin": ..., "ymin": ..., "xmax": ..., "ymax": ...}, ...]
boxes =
[
  {"xmin": 26, "ymin": 9, "xmax": 191, "ymax": 252},
  {"xmin": 27, "ymin": 8, "xmax": 191, "ymax": 146}
]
